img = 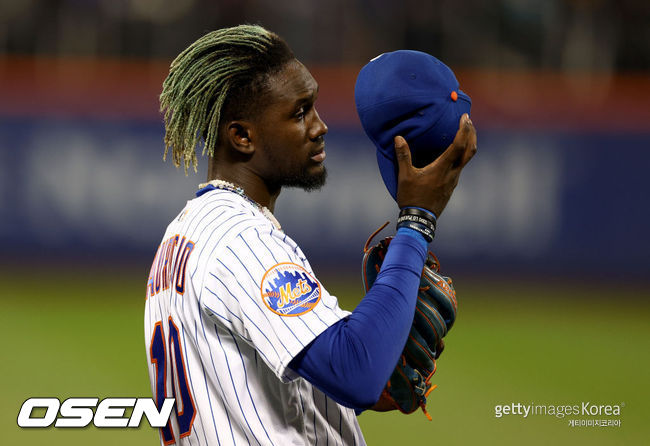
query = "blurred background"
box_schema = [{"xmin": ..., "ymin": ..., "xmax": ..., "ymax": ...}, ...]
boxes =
[{"xmin": 1, "ymin": 1, "xmax": 649, "ymax": 445}]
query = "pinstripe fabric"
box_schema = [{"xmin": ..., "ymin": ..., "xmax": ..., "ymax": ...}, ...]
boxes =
[{"xmin": 145, "ymin": 189, "xmax": 366, "ymax": 445}]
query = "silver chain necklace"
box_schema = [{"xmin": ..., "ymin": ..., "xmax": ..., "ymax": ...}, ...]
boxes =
[{"xmin": 198, "ymin": 179, "xmax": 282, "ymax": 230}]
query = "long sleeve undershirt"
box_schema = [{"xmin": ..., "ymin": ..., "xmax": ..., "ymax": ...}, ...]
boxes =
[{"xmin": 289, "ymin": 227, "xmax": 427, "ymax": 409}]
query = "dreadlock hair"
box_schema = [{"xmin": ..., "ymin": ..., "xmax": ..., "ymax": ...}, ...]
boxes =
[{"xmin": 160, "ymin": 25, "xmax": 295, "ymax": 172}]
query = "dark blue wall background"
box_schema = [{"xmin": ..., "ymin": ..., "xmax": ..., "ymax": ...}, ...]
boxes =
[{"xmin": 1, "ymin": 117, "xmax": 648, "ymax": 277}]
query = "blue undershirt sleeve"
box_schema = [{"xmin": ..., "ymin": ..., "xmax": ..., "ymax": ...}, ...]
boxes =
[{"xmin": 288, "ymin": 227, "xmax": 427, "ymax": 409}]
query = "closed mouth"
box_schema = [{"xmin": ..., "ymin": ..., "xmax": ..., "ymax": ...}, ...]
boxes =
[{"xmin": 310, "ymin": 147, "xmax": 326, "ymax": 162}]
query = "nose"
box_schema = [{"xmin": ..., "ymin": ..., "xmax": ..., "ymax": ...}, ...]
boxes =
[{"xmin": 309, "ymin": 107, "xmax": 328, "ymax": 141}]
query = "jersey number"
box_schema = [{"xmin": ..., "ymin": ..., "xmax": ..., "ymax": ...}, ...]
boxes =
[{"xmin": 150, "ymin": 317, "xmax": 196, "ymax": 444}]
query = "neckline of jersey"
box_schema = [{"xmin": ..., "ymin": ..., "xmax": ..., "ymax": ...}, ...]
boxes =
[{"xmin": 196, "ymin": 182, "xmax": 282, "ymax": 231}]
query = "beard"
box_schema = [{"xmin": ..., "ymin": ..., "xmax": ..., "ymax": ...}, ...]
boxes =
[
  {"xmin": 263, "ymin": 143, "xmax": 328, "ymax": 192},
  {"xmin": 281, "ymin": 164, "xmax": 327, "ymax": 191}
]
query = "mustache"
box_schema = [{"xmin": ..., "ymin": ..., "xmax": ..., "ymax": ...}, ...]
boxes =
[{"xmin": 309, "ymin": 138, "xmax": 325, "ymax": 156}]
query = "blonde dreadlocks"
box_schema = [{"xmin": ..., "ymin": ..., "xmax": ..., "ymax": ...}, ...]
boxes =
[{"xmin": 160, "ymin": 25, "xmax": 294, "ymax": 172}]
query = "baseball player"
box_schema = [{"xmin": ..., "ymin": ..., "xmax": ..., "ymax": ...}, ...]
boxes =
[{"xmin": 144, "ymin": 25, "xmax": 476, "ymax": 445}]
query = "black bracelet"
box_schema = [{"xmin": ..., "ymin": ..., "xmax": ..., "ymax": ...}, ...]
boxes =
[
  {"xmin": 397, "ymin": 207, "xmax": 436, "ymax": 242},
  {"xmin": 397, "ymin": 214, "xmax": 435, "ymax": 227},
  {"xmin": 398, "ymin": 207, "xmax": 437, "ymax": 229},
  {"xmin": 396, "ymin": 220, "xmax": 435, "ymax": 243}
]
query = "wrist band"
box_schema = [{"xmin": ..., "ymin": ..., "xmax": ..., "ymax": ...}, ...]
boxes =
[
  {"xmin": 397, "ymin": 214, "xmax": 434, "ymax": 227},
  {"xmin": 406, "ymin": 206, "xmax": 438, "ymax": 223},
  {"xmin": 399, "ymin": 207, "xmax": 437, "ymax": 228},
  {"xmin": 396, "ymin": 207, "xmax": 436, "ymax": 243},
  {"xmin": 397, "ymin": 221, "xmax": 435, "ymax": 242}
]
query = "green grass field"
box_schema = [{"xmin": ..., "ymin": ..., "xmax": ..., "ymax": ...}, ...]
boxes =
[{"xmin": 2, "ymin": 268, "xmax": 648, "ymax": 445}]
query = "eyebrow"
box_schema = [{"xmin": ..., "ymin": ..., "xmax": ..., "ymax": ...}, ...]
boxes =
[{"xmin": 293, "ymin": 85, "xmax": 319, "ymax": 106}]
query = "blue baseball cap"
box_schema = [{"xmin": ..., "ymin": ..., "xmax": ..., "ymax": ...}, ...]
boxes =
[{"xmin": 354, "ymin": 50, "xmax": 471, "ymax": 201}]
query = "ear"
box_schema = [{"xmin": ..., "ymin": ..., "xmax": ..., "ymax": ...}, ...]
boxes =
[{"xmin": 225, "ymin": 121, "xmax": 256, "ymax": 155}]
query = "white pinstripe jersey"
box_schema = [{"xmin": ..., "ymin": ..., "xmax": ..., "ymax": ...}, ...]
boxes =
[{"xmin": 144, "ymin": 188, "xmax": 366, "ymax": 446}]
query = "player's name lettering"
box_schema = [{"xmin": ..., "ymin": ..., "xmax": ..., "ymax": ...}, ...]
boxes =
[
  {"xmin": 17, "ymin": 397, "xmax": 175, "ymax": 428},
  {"xmin": 147, "ymin": 234, "xmax": 195, "ymax": 298}
]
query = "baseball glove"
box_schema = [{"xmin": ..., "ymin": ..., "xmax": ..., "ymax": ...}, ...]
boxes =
[{"xmin": 362, "ymin": 224, "xmax": 457, "ymax": 420}]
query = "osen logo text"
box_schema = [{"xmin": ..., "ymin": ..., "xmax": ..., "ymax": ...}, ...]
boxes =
[{"xmin": 17, "ymin": 397, "xmax": 174, "ymax": 428}]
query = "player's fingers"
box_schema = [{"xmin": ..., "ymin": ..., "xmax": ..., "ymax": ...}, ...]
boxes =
[
  {"xmin": 458, "ymin": 119, "xmax": 478, "ymax": 168},
  {"xmin": 436, "ymin": 114, "xmax": 473, "ymax": 168},
  {"xmin": 394, "ymin": 135, "xmax": 413, "ymax": 176}
]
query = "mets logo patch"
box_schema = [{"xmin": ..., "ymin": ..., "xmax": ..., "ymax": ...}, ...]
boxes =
[{"xmin": 260, "ymin": 263, "xmax": 321, "ymax": 317}]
